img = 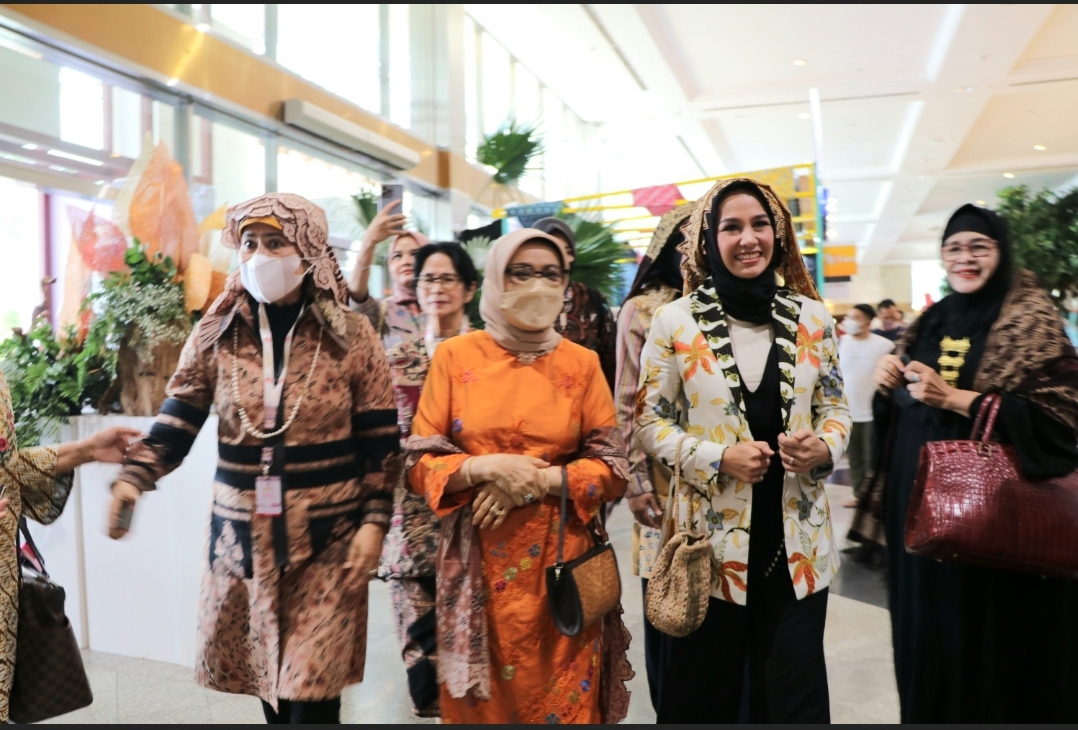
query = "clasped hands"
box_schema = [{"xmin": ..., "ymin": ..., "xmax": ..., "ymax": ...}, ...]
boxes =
[
  {"xmin": 719, "ymin": 429, "xmax": 831, "ymax": 484},
  {"xmin": 874, "ymin": 355, "xmax": 978, "ymax": 415},
  {"xmin": 467, "ymin": 454, "xmax": 552, "ymax": 531}
]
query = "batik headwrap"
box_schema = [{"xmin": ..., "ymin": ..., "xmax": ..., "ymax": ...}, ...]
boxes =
[
  {"xmin": 197, "ymin": 193, "xmax": 353, "ymax": 351},
  {"xmin": 679, "ymin": 178, "xmax": 820, "ymax": 301},
  {"xmin": 623, "ymin": 201, "xmax": 694, "ymax": 305}
]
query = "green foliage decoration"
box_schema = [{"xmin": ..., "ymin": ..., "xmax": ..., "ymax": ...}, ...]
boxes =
[
  {"xmin": 0, "ymin": 322, "xmax": 113, "ymax": 447},
  {"xmin": 477, "ymin": 120, "xmax": 544, "ymax": 188},
  {"xmin": 559, "ymin": 215, "xmax": 634, "ymax": 301},
  {"xmin": 996, "ymin": 185, "xmax": 1078, "ymax": 304},
  {"xmin": 82, "ymin": 239, "xmax": 193, "ymax": 382}
]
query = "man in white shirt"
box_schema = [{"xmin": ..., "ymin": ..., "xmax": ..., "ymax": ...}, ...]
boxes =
[{"xmin": 838, "ymin": 303, "xmax": 895, "ymax": 505}]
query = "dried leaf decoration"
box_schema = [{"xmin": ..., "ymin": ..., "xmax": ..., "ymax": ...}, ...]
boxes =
[
  {"xmin": 66, "ymin": 206, "xmax": 127, "ymax": 273},
  {"xmin": 129, "ymin": 142, "xmax": 199, "ymax": 273},
  {"xmin": 184, "ymin": 253, "xmax": 212, "ymax": 313}
]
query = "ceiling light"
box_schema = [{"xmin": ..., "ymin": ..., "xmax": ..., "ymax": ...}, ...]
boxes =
[
  {"xmin": 798, "ymin": 112, "xmax": 811, "ymax": 119},
  {"xmin": 94, "ymin": 180, "xmax": 105, "ymax": 185},
  {"xmin": 954, "ymin": 86, "xmax": 974, "ymax": 93},
  {"xmin": 166, "ymin": 78, "xmax": 179, "ymax": 87},
  {"xmin": 47, "ymin": 149, "xmax": 103, "ymax": 166},
  {"xmin": 976, "ymin": 200, "xmax": 986, "ymax": 206},
  {"xmin": 793, "ymin": 59, "xmax": 807, "ymax": 66},
  {"xmin": 196, "ymin": 23, "xmax": 210, "ymax": 32},
  {"xmin": 21, "ymin": 143, "xmax": 37, "ymax": 151},
  {"xmin": 1003, "ymin": 172, "xmax": 1015, "ymax": 179},
  {"xmin": 1033, "ymin": 144, "xmax": 1046, "ymax": 151},
  {"xmin": 110, "ymin": 152, "xmax": 121, "ymax": 158}
]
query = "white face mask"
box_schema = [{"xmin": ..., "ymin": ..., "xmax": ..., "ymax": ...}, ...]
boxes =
[
  {"xmin": 240, "ymin": 253, "xmax": 306, "ymax": 304},
  {"xmin": 844, "ymin": 318, "xmax": 862, "ymax": 336},
  {"xmin": 501, "ymin": 278, "xmax": 564, "ymax": 331}
]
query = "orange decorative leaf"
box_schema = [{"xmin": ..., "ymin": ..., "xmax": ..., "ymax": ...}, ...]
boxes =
[
  {"xmin": 129, "ymin": 142, "xmax": 199, "ymax": 273},
  {"xmin": 673, "ymin": 333, "xmax": 717, "ymax": 380},
  {"xmin": 66, "ymin": 206, "xmax": 127, "ymax": 273},
  {"xmin": 796, "ymin": 323, "xmax": 822, "ymax": 368}
]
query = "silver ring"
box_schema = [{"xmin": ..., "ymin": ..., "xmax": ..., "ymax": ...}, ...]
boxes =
[{"xmin": 524, "ymin": 492, "xmax": 535, "ymax": 504}]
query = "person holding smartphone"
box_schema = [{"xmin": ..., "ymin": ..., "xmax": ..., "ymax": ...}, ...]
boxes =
[{"xmin": 348, "ymin": 190, "xmax": 430, "ymax": 350}]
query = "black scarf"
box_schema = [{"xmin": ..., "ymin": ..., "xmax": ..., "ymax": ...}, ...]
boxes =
[{"xmin": 703, "ymin": 182, "xmax": 782, "ymax": 325}]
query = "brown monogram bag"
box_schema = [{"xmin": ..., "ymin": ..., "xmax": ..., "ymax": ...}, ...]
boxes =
[
  {"xmin": 546, "ymin": 468, "xmax": 622, "ymax": 636},
  {"xmin": 905, "ymin": 394, "xmax": 1078, "ymax": 576},
  {"xmin": 9, "ymin": 518, "xmax": 93, "ymax": 723},
  {"xmin": 644, "ymin": 436, "xmax": 714, "ymax": 637}
]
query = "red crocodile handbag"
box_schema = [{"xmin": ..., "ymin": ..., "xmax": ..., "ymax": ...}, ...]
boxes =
[{"xmin": 905, "ymin": 393, "xmax": 1078, "ymax": 577}]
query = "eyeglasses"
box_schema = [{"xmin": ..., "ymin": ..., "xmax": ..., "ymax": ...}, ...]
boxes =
[
  {"xmin": 505, "ymin": 265, "xmax": 566, "ymax": 284},
  {"xmin": 417, "ymin": 273, "xmax": 464, "ymax": 289},
  {"xmin": 941, "ymin": 239, "xmax": 998, "ymax": 261}
]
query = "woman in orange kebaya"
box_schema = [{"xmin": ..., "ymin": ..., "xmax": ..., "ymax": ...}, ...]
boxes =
[{"xmin": 406, "ymin": 228, "xmax": 633, "ymax": 724}]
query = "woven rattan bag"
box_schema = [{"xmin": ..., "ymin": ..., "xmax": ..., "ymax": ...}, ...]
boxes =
[{"xmin": 644, "ymin": 436, "xmax": 714, "ymax": 637}]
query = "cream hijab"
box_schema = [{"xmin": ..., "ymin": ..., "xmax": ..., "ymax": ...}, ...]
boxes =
[{"xmin": 480, "ymin": 228, "xmax": 571, "ymax": 353}]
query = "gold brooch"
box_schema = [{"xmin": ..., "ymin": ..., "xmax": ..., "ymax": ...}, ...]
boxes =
[{"xmin": 938, "ymin": 336, "xmax": 970, "ymax": 387}]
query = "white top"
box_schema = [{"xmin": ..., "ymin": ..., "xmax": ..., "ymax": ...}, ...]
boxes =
[
  {"xmin": 727, "ymin": 316, "xmax": 775, "ymax": 393},
  {"xmin": 838, "ymin": 333, "xmax": 895, "ymax": 422}
]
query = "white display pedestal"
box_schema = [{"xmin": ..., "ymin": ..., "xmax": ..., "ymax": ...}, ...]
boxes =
[{"xmin": 29, "ymin": 414, "xmax": 218, "ymax": 667}]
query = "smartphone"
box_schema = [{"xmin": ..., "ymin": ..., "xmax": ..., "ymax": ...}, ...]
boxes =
[
  {"xmin": 110, "ymin": 500, "xmax": 134, "ymax": 540},
  {"xmin": 379, "ymin": 183, "xmax": 404, "ymax": 213}
]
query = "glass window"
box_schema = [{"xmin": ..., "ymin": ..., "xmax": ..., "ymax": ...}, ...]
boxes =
[
  {"xmin": 463, "ymin": 16, "xmax": 479, "ymax": 161},
  {"xmin": 0, "ymin": 175, "xmax": 43, "ymax": 338},
  {"xmin": 109, "ymin": 85, "xmax": 142, "ymax": 159},
  {"xmin": 911, "ymin": 260, "xmax": 945, "ymax": 311},
  {"xmin": 388, "ymin": 3, "xmax": 410, "ymax": 129},
  {"xmin": 210, "ymin": 4, "xmax": 266, "ymax": 55},
  {"xmin": 0, "ymin": 42, "xmax": 62, "ymax": 138},
  {"xmin": 59, "ymin": 67, "xmax": 104, "ymax": 150},
  {"xmin": 481, "ymin": 32, "xmax": 510, "ymax": 136},
  {"xmin": 188, "ymin": 117, "xmax": 266, "ymax": 221},
  {"xmin": 276, "ymin": 4, "xmax": 381, "ymax": 114}
]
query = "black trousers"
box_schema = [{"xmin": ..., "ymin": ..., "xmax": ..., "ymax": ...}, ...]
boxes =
[
  {"xmin": 640, "ymin": 578, "xmax": 675, "ymax": 712},
  {"xmin": 262, "ymin": 698, "xmax": 341, "ymax": 724},
  {"xmin": 657, "ymin": 570, "xmax": 830, "ymax": 723}
]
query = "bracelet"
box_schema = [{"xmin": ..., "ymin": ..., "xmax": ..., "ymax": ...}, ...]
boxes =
[{"xmin": 464, "ymin": 457, "xmax": 475, "ymax": 488}]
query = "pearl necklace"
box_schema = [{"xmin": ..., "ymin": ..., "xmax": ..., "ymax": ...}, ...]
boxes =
[{"xmin": 231, "ymin": 320, "xmax": 325, "ymax": 440}]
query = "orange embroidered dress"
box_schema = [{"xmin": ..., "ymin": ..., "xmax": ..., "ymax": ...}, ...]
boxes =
[{"xmin": 408, "ymin": 331, "xmax": 632, "ymax": 724}]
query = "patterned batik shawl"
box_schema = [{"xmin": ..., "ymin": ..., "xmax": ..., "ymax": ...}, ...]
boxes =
[
  {"xmin": 678, "ymin": 177, "xmax": 820, "ymax": 301},
  {"xmin": 403, "ymin": 434, "xmax": 491, "ymax": 702}
]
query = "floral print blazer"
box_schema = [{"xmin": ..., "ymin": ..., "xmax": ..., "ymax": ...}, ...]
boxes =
[{"xmin": 634, "ymin": 282, "xmax": 851, "ymax": 605}]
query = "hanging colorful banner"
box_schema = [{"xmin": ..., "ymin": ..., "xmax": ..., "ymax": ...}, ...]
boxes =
[
  {"xmin": 504, "ymin": 201, "xmax": 564, "ymax": 228},
  {"xmin": 630, "ymin": 184, "xmax": 684, "ymax": 216}
]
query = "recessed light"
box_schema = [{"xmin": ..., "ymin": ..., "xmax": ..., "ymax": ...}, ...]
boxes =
[
  {"xmin": 798, "ymin": 112, "xmax": 811, "ymax": 119},
  {"xmin": 976, "ymin": 200, "xmax": 986, "ymax": 206},
  {"xmin": 1003, "ymin": 172, "xmax": 1015, "ymax": 179},
  {"xmin": 110, "ymin": 152, "xmax": 121, "ymax": 158},
  {"xmin": 167, "ymin": 78, "xmax": 179, "ymax": 87},
  {"xmin": 196, "ymin": 23, "xmax": 210, "ymax": 32},
  {"xmin": 21, "ymin": 143, "xmax": 37, "ymax": 151},
  {"xmin": 793, "ymin": 59, "xmax": 807, "ymax": 66},
  {"xmin": 1033, "ymin": 144, "xmax": 1046, "ymax": 151},
  {"xmin": 954, "ymin": 86, "xmax": 974, "ymax": 93}
]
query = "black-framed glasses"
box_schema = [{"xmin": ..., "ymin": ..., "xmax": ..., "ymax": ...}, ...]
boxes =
[
  {"xmin": 505, "ymin": 264, "xmax": 566, "ymax": 284},
  {"xmin": 941, "ymin": 239, "xmax": 998, "ymax": 261},
  {"xmin": 417, "ymin": 273, "xmax": 464, "ymax": 289}
]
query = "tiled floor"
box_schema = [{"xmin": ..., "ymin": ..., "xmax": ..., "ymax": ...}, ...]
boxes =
[{"xmin": 45, "ymin": 483, "xmax": 898, "ymax": 724}]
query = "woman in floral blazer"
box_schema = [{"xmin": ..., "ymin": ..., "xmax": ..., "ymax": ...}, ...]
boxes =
[{"xmin": 635, "ymin": 179, "xmax": 850, "ymax": 723}]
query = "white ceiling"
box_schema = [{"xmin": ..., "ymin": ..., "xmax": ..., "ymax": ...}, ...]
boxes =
[{"xmin": 471, "ymin": 3, "xmax": 1078, "ymax": 263}]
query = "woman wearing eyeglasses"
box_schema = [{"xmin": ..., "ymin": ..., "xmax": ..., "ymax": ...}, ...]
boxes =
[
  {"xmin": 379, "ymin": 242, "xmax": 478, "ymax": 718},
  {"xmin": 405, "ymin": 229, "xmax": 632, "ymax": 724},
  {"xmin": 873, "ymin": 204, "xmax": 1078, "ymax": 722}
]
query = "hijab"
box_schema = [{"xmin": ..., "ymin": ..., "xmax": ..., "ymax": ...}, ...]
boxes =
[
  {"xmin": 920, "ymin": 204, "xmax": 1012, "ymax": 342},
  {"xmin": 623, "ymin": 201, "xmax": 693, "ymax": 305},
  {"xmin": 533, "ymin": 217, "xmax": 578, "ymax": 261},
  {"xmin": 389, "ymin": 231, "xmax": 430, "ymax": 304},
  {"xmin": 680, "ymin": 178, "xmax": 820, "ymax": 323},
  {"xmin": 479, "ymin": 228, "xmax": 571, "ymax": 353}
]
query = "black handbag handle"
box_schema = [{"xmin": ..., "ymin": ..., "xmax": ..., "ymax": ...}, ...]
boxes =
[{"xmin": 17, "ymin": 516, "xmax": 47, "ymax": 578}]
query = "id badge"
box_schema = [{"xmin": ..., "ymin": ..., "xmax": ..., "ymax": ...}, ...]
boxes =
[{"xmin": 255, "ymin": 475, "xmax": 283, "ymax": 516}]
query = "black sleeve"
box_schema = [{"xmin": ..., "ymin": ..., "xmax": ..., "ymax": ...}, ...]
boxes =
[
  {"xmin": 589, "ymin": 286, "xmax": 617, "ymax": 392},
  {"xmin": 973, "ymin": 392, "xmax": 1078, "ymax": 479}
]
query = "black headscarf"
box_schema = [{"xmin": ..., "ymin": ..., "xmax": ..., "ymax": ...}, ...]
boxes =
[
  {"xmin": 925, "ymin": 204, "xmax": 1012, "ymax": 340},
  {"xmin": 704, "ymin": 181, "xmax": 784, "ymax": 324}
]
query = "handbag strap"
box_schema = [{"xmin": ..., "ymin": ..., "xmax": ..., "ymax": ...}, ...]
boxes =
[
  {"xmin": 971, "ymin": 393, "xmax": 1002, "ymax": 442},
  {"xmin": 555, "ymin": 465, "xmax": 569, "ymax": 568},
  {"xmin": 659, "ymin": 435, "xmax": 691, "ymax": 548},
  {"xmin": 17, "ymin": 516, "xmax": 47, "ymax": 577}
]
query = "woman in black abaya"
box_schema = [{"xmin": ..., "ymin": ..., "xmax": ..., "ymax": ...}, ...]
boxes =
[{"xmin": 875, "ymin": 204, "xmax": 1078, "ymax": 722}]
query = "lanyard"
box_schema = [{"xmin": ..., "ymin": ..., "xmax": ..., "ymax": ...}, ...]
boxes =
[{"xmin": 257, "ymin": 303, "xmax": 304, "ymax": 433}]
